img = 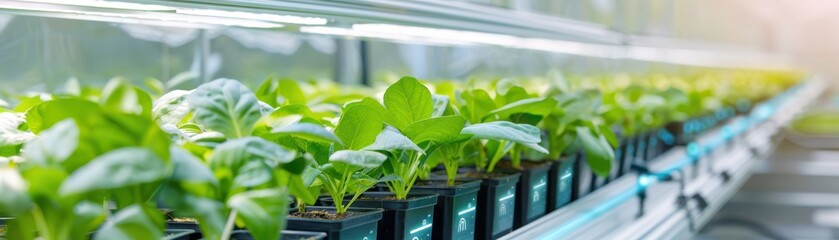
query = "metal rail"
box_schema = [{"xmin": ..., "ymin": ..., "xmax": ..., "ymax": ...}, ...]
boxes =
[{"xmin": 499, "ymin": 76, "xmax": 825, "ymax": 240}]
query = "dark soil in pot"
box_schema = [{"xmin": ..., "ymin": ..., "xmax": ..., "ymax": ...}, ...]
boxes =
[
  {"xmin": 548, "ymin": 154, "xmax": 577, "ymax": 211},
  {"xmin": 458, "ymin": 171, "xmax": 520, "ymax": 240},
  {"xmin": 497, "ymin": 160, "xmax": 551, "ymax": 229},
  {"xmin": 164, "ymin": 212, "xmax": 201, "ymax": 240},
  {"xmin": 409, "ymin": 180, "xmax": 481, "ymax": 240},
  {"xmin": 286, "ymin": 207, "xmax": 382, "ymax": 240},
  {"xmin": 321, "ymin": 193, "xmax": 438, "ymax": 240}
]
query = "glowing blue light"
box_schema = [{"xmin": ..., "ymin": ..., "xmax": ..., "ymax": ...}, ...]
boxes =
[
  {"xmin": 722, "ymin": 126, "xmax": 733, "ymax": 140},
  {"xmin": 638, "ymin": 175, "xmax": 651, "ymax": 187},
  {"xmin": 458, "ymin": 206, "xmax": 476, "ymax": 216},
  {"xmin": 499, "ymin": 194, "xmax": 515, "ymax": 201},
  {"xmin": 409, "ymin": 222, "xmax": 433, "ymax": 234},
  {"xmin": 687, "ymin": 143, "xmax": 701, "ymax": 158}
]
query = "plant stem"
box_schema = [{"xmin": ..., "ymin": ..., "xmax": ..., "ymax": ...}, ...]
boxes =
[
  {"xmin": 296, "ymin": 199, "xmax": 305, "ymax": 213},
  {"xmin": 486, "ymin": 141, "xmax": 507, "ymax": 173},
  {"xmin": 32, "ymin": 205, "xmax": 51, "ymax": 240},
  {"xmin": 345, "ymin": 191, "xmax": 364, "ymax": 213},
  {"xmin": 220, "ymin": 209, "xmax": 237, "ymax": 240},
  {"xmin": 511, "ymin": 145, "xmax": 522, "ymax": 169}
]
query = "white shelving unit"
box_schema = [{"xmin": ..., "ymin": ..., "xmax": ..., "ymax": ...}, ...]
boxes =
[{"xmin": 500, "ymin": 76, "xmax": 825, "ymax": 240}]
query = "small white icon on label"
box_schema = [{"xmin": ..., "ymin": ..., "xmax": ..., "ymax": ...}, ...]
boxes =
[
  {"xmin": 499, "ymin": 203, "xmax": 507, "ymax": 216},
  {"xmin": 363, "ymin": 237, "xmax": 369, "ymax": 240},
  {"xmin": 422, "ymin": 219, "xmax": 427, "ymax": 225},
  {"xmin": 412, "ymin": 237, "xmax": 419, "ymax": 240},
  {"xmin": 458, "ymin": 218, "xmax": 467, "ymax": 232},
  {"xmin": 533, "ymin": 191, "xmax": 540, "ymax": 202}
]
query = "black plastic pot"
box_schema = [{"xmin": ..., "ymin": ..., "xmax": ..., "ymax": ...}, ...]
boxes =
[
  {"xmin": 164, "ymin": 229, "xmax": 195, "ymax": 240},
  {"xmin": 646, "ymin": 128, "xmax": 665, "ymax": 160},
  {"xmin": 572, "ymin": 152, "xmax": 593, "ymax": 200},
  {"xmin": 166, "ymin": 221, "xmax": 201, "ymax": 240},
  {"xmin": 498, "ymin": 161, "xmax": 551, "ymax": 229},
  {"xmin": 459, "ymin": 171, "xmax": 520, "ymax": 240},
  {"xmin": 409, "ymin": 180, "xmax": 481, "ymax": 240},
  {"xmin": 323, "ymin": 192, "xmax": 437, "ymax": 240},
  {"xmin": 286, "ymin": 207, "xmax": 382, "ymax": 240},
  {"xmin": 0, "ymin": 217, "xmax": 8, "ymax": 239},
  {"xmin": 228, "ymin": 230, "xmax": 327, "ymax": 240},
  {"xmin": 635, "ymin": 131, "xmax": 651, "ymax": 163},
  {"xmin": 548, "ymin": 154, "xmax": 577, "ymax": 211}
]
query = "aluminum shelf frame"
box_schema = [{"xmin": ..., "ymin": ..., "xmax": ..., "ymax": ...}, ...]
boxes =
[
  {"xmin": 0, "ymin": 0, "xmax": 792, "ymax": 69},
  {"xmin": 499, "ymin": 77, "xmax": 825, "ymax": 240}
]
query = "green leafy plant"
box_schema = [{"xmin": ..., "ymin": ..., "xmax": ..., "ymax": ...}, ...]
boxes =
[
  {"xmin": 353, "ymin": 77, "xmax": 466, "ymax": 199},
  {"xmin": 315, "ymin": 104, "xmax": 388, "ymax": 213},
  {"xmin": 0, "ymin": 79, "xmax": 175, "ymax": 239},
  {"xmin": 456, "ymin": 84, "xmax": 550, "ymax": 173}
]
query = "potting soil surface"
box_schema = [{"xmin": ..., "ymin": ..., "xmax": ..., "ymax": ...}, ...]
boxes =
[{"xmin": 289, "ymin": 210, "xmax": 361, "ymax": 220}]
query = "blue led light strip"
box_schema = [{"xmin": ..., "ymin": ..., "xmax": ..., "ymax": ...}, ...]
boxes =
[
  {"xmin": 458, "ymin": 206, "xmax": 477, "ymax": 216},
  {"xmin": 535, "ymin": 80, "xmax": 805, "ymax": 239},
  {"xmin": 410, "ymin": 223, "xmax": 433, "ymax": 234},
  {"xmin": 499, "ymin": 194, "xmax": 515, "ymax": 201}
]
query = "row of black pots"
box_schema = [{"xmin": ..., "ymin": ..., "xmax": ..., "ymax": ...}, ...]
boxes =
[
  {"xmin": 158, "ymin": 152, "xmax": 581, "ymax": 240},
  {"xmin": 308, "ymin": 156, "xmax": 579, "ymax": 240},
  {"xmin": 576, "ymin": 127, "xmax": 674, "ymax": 199}
]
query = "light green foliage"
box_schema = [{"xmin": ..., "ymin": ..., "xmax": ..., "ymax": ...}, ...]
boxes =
[{"xmin": 188, "ymin": 79, "xmax": 263, "ymax": 138}]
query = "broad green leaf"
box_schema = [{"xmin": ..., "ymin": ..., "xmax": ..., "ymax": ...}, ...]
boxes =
[
  {"xmin": 334, "ymin": 105, "xmax": 382, "ymax": 150},
  {"xmin": 13, "ymin": 94, "xmax": 49, "ymax": 112},
  {"xmin": 0, "ymin": 112, "xmax": 35, "ymax": 156},
  {"xmin": 344, "ymin": 97, "xmax": 387, "ymax": 117},
  {"xmin": 257, "ymin": 78, "xmax": 306, "ymax": 106},
  {"xmin": 347, "ymin": 172, "xmax": 378, "ymax": 194},
  {"xmin": 287, "ymin": 172, "xmax": 318, "ymax": 205},
  {"xmin": 597, "ymin": 124, "xmax": 619, "ymax": 148},
  {"xmin": 227, "ymin": 188, "xmax": 288, "ymax": 240},
  {"xmin": 461, "ymin": 121, "xmax": 541, "ymax": 144},
  {"xmin": 72, "ymin": 201, "xmax": 107, "ymax": 237},
  {"xmin": 100, "ymin": 79, "xmax": 153, "ymax": 117},
  {"xmin": 266, "ymin": 122, "xmax": 343, "ymax": 145},
  {"xmin": 152, "ymin": 90, "xmax": 192, "ymax": 126},
  {"xmin": 235, "ymin": 161, "xmax": 274, "ymax": 188},
  {"xmin": 60, "ymin": 148, "xmax": 167, "ymax": 195},
  {"xmin": 484, "ymin": 97, "xmax": 557, "ymax": 121},
  {"xmin": 144, "ymin": 78, "xmax": 165, "ymax": 96},
  {"xmin": 93, "ymin": 205, "xmax": 163, "ymax": 240},
  {"xmin": 277, "ymin": 79, "xmax": 306, "ymax": 105},
  {"xmin": 209, "ymin": 137, "xmax": 296, "ymax": 169},
  {"xmin": 267, "ymin": 104, "xmax": 319, "ymax": 121},
  {"xmin": 383, "ymin": 76, "xmax": 432, "ymax": 130},
  {"xmin": 576, "ymin": 126, "xmax": 614, "ymax": 177},
  {"xmin": 170, "ymin": 146, "xmax": 216, "ymax": 183},
  {"xmin": 257, "ymin": 77, "xmax": 281, "ymax": 106},
  {"xmin": 403, "ymin": 115, "xmax": 466, "ymax": 145},
  {"xmin": 520, "ymin": 142, "xmax": 549, "ymax": 155},
  {"xmin": 19, "ymin": 166, "xmax": 66, "ymax": 200},
  {"xmin": 187, "ymin": 79, "xmax": 262, "ymax": 138},
  {"xmin": 363, "ymin": 129, "xmax": 423, "ymax": 153},
  {"xmin": 460, "ymin": 89, "xmax": 496, "ymax": 124},
  {"xmin": 329, "ymin": 150, "xmax": 387, "ymax": 168},
  {"xmin": 21, "ymin": 119, "xmax": 78, "ymax": 166},
  {"xmin": 25, "ymin": 98, "xmax": 99, "ymax": 134},
  {"xmin": 0, "ymin": 168, "xmax": 32, "ymax": 215},
  {"xmin": 431, "ymin": 94, "xmax": 450, "ymax": 118}
]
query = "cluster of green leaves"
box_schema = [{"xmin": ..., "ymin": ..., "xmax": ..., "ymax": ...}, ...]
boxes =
[
  {"xmin": 0, "ymin": 70, "xmax": 803, "ymax": 240},
  {"xmin": 0, "ymin": 78, "xmax": 180, "ymax": 240}
]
